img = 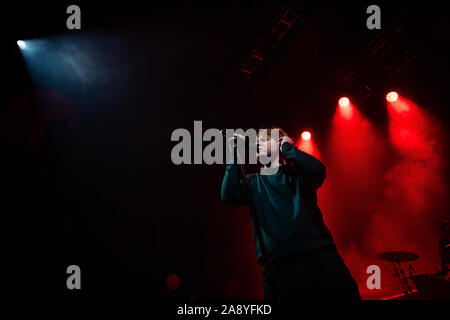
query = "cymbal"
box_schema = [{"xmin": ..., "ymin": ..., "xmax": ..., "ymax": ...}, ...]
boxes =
[{"xmin": 377, "ymin": 251, "xmax": 420, "ymax": 262}]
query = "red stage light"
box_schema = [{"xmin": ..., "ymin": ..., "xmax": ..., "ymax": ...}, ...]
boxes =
[
  {"xmin": 386, "ymin": 91, "xmax": 398, "ymax": 102},
  {"xmin": 166, "ymin": 273, "xmax": 181, "ymax": 290},
  {"xmin": 301, "ymin": 131, "xmax": 311, "ymax": 140},
  {"xmin": 339, "ymin": 97, "xmax": 350, "ymax": 107}
]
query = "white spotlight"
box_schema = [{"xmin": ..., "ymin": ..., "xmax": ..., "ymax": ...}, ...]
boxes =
[{"xmin": 17, "ymin": 40, "xmax": 26, "ymax": 49}]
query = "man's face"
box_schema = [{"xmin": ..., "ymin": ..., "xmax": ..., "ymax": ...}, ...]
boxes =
[{"xmin": 256, "ymin": 134, "xmax": 280, "ymax": 159}]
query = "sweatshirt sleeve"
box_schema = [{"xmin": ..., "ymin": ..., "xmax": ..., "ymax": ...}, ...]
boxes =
[
  {"xmin": 220, "ymin": 164, "xmax": 249, "ymax": 206},
  {"xmin": 281, "ymin": 142, "xmax": 326, "ymax": 189}
]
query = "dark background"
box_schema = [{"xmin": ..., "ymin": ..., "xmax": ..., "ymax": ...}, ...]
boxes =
[{"xmin": 3, "ymin": 1, "xmax": 449, "ymax": 298}]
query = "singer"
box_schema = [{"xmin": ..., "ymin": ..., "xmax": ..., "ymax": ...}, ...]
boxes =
[{"xmin": 221, "ymin": 127, "xmax": 361, "ymax": 300}]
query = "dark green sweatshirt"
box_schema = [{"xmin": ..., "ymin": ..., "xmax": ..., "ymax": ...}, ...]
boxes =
[{"xmin": 221, "ymin": 142, "xmax": 336, "ymax": 266}]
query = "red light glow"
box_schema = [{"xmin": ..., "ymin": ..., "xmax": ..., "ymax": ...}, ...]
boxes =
[
  {"xmin": 339, "ymin": 97, "xmax": 350, "ymax": 107},
  {"xmin": 166, "ymin": 274, "xmax": 181, "ymax": 290},
  {"xmin": 386, "ymin": 91, "xmax": 398, "ymax": 102},
  {"xmin": 301, "ymin": 131, "xmax": 311, "ymax": 140}
]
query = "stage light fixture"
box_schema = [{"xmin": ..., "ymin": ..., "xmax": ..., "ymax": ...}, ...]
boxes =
[
  {"xmin": 386, "ymin": 91, "xmax": 398, "ymax": 102},
  {"xmin": 166, "ymin": 273, "xmax": 181, "ymax": 290},
  {"xmin": 301, "ymin": 131, "xmax": 311, "ymax": 140},
  {"xmin": 17, "ymin": 40, "xmax": 26, "ymax": 49},
  {"xmin": 339, "ymin": 97, "xmax": 350, "ymax": 107}
]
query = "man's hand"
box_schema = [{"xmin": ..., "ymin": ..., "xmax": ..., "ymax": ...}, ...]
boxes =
[
  {"xmin": 279, "ymin": 136, "xmax": 294, "ymax": 151},
  {"xmin": 227, "ymin": 133, "xmax": 246, "ymax": 153}
]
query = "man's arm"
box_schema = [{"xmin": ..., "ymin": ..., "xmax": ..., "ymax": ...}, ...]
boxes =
[
  {"xmin": 281, "ymin": 141, "xmax": 326, "ymax": 190},
  {"xmin": 220, "ymin": 164, "xmax": 249, "ymax": 206}
]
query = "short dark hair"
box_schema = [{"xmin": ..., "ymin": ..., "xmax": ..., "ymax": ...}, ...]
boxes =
[{"xmin": 256, "ymin": 127, "xmax": 289, "ymax": 144}]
